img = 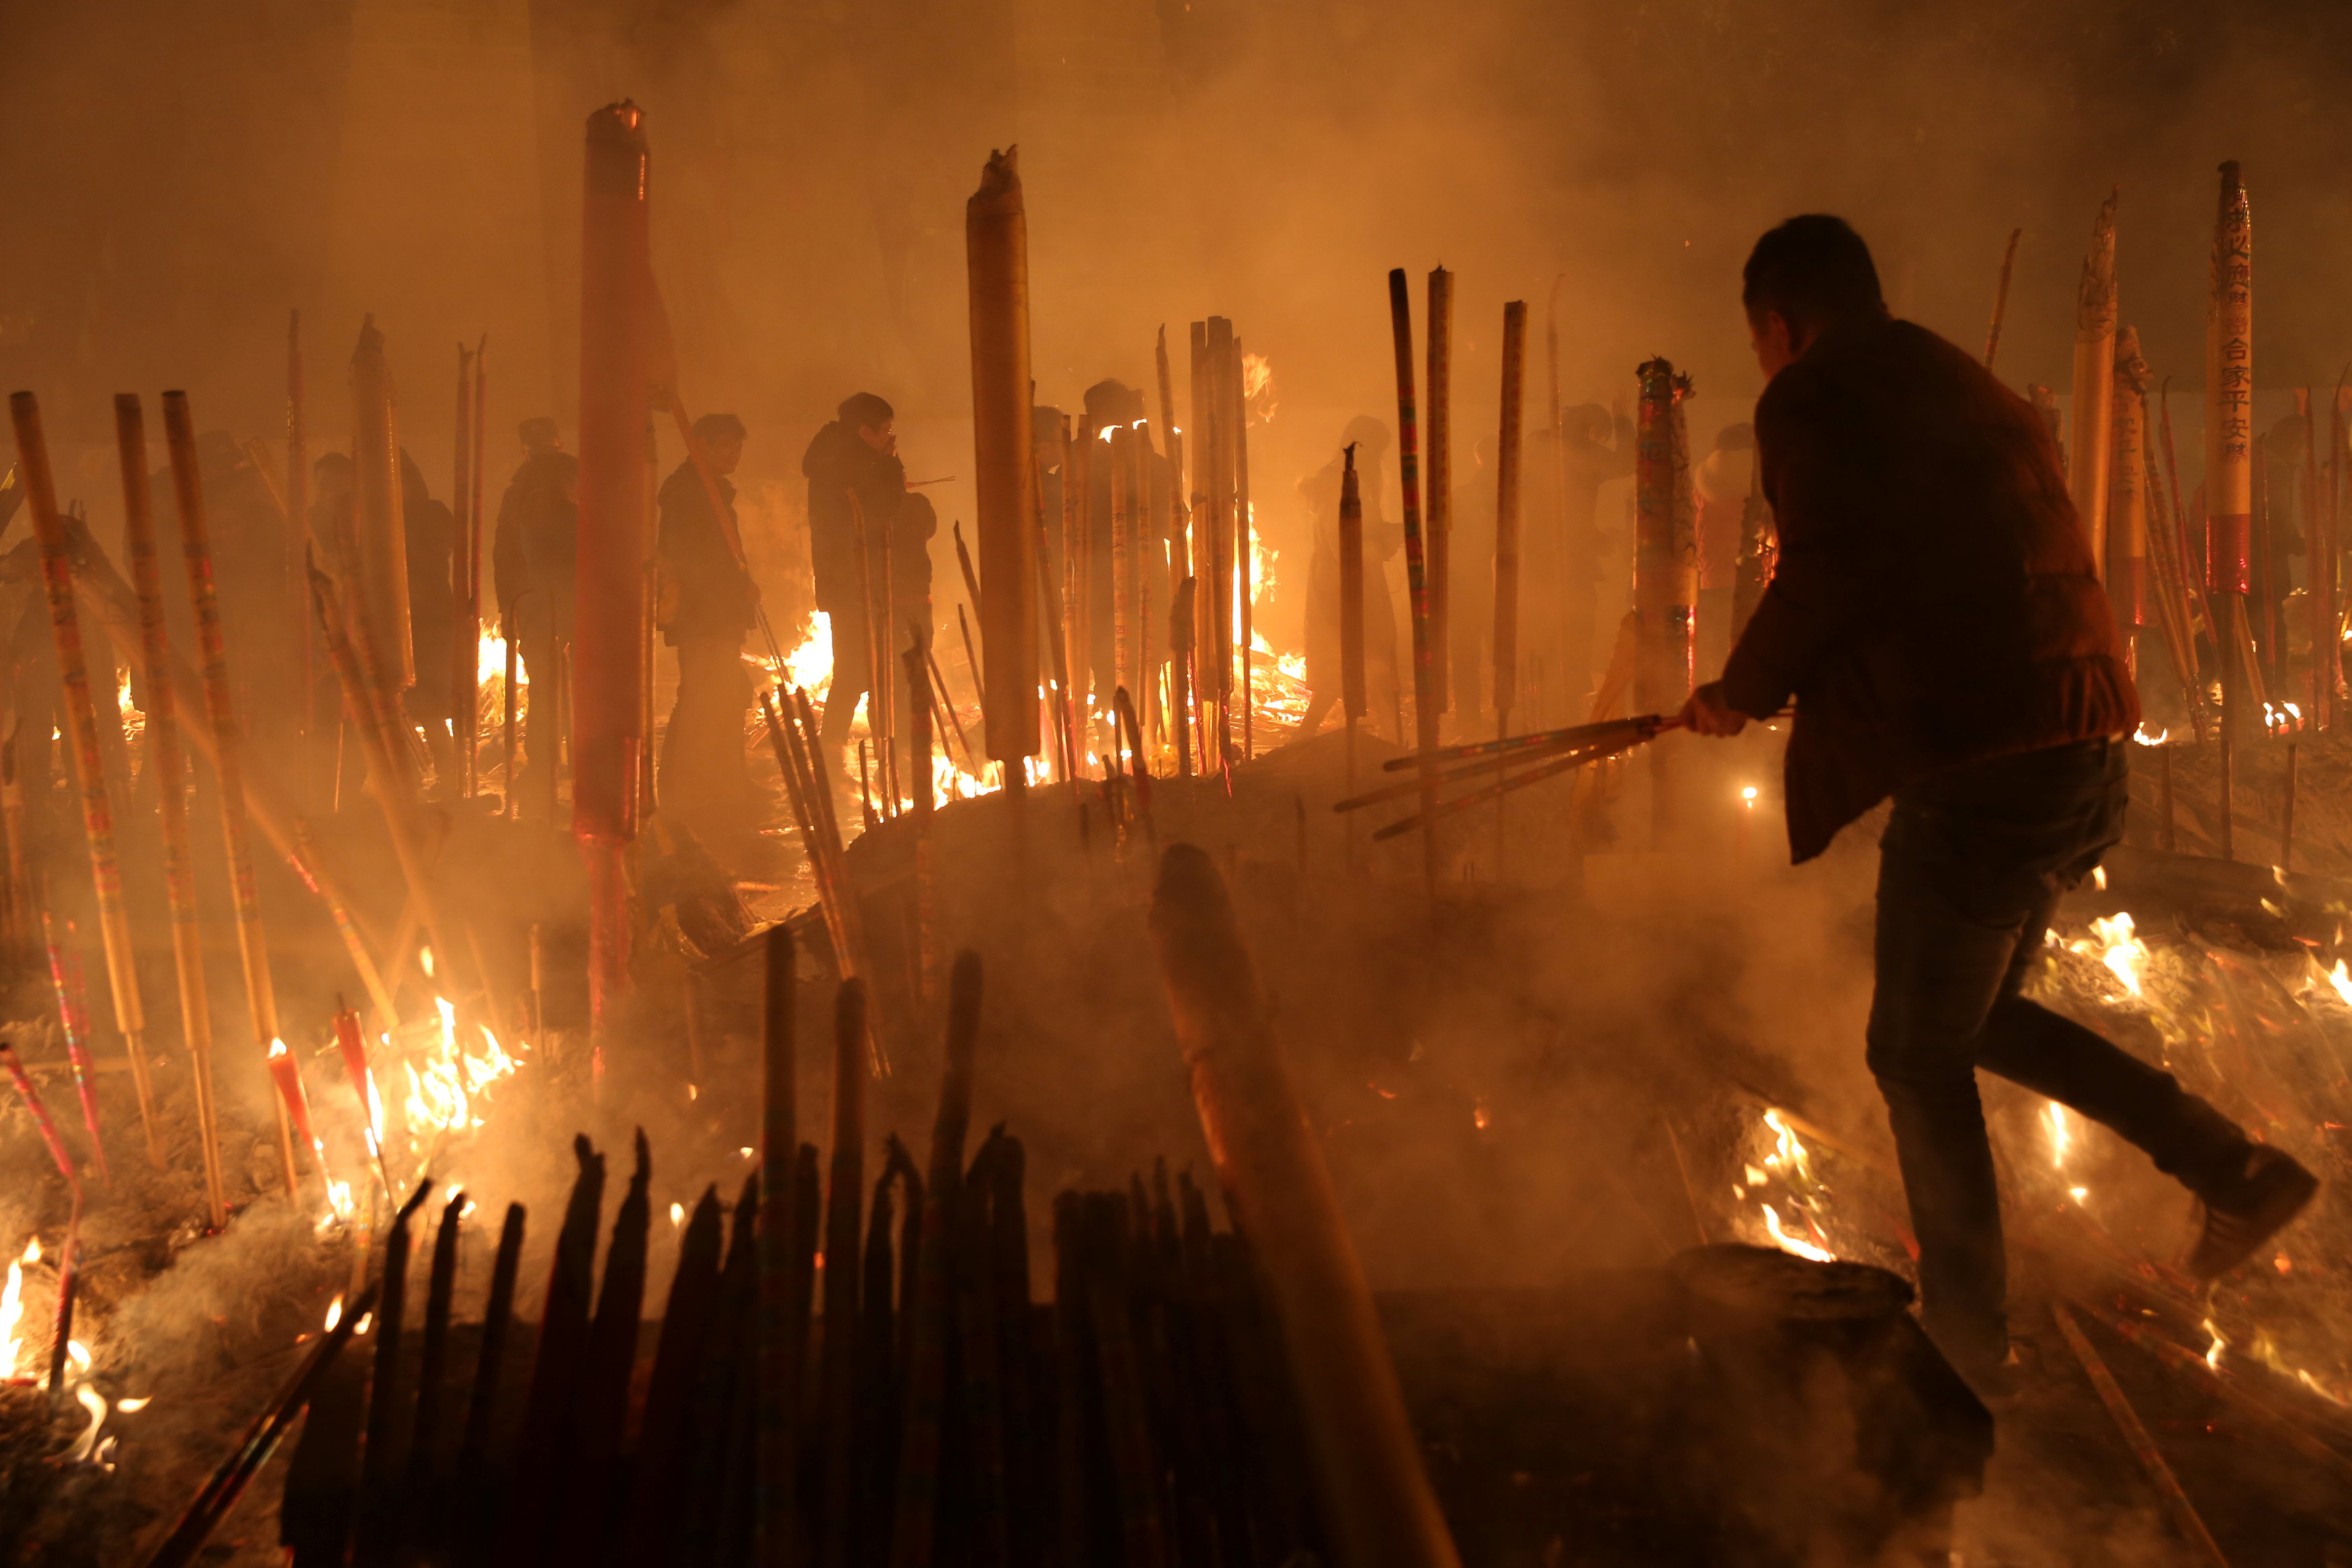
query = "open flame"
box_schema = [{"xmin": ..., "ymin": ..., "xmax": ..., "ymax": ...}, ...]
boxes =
[
  {"xmin": 1761, "ymin": 1205, "xmax": 1836, "ymax": 1262},
  {"xmin": 2070, "ymin": 910, "xmax": 2147, "ymax": 998},
  {"xmin": 403, "ymin": 1000, "xmax": 520, "ymax": 1137},
  {"xmin": 0, "ymin": 1237, "xmax": 30, "ymax": 1377},
  {"xmin": 1241, "ymin": 351, "xmax": 1277, "ymax": 423}
]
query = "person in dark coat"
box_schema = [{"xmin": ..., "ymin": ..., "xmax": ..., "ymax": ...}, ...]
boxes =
[
  {"xmin": 1679, "ymin": 214, "xmax": 2315, "ymax": 1395},
  {"xmin": 399, "ymin": 449, "xmax": 458, "ymax": 787},
  {"xmin": 491, "ymin": 418, "xmax": 576, "ymax": 817},
  {"xmin": 657, "ymin": 412, "xmax": 759, "ymax": 839},
  {"xmin": 802, "ymin": 392, "xmax": 909, "ymax": 787}
]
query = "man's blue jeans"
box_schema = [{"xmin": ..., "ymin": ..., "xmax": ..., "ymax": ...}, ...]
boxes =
[{"xmin": 1867, "ymin": 738, "xmax": 2249, "ymax": 1368}]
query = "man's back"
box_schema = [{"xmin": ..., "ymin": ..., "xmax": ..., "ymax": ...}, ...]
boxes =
[{"xmin": 1722, "ymin": 317, "xmax": 2137, "ymax": 859}]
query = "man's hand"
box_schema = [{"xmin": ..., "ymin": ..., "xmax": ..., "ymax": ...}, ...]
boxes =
[{"xmin": 1677, "ymin": 681, "xmax": 1749, "ymax": 738}]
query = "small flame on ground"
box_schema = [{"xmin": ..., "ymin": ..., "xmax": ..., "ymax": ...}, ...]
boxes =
[
  {"xmin": 2078, "ymin": 911, "xmax": 2146, "ymax": 997},
  {"xmin": 0, "ymin": 1247, "xmax": 25, "ymax": 1377},
  {"xmin": 1761, "ymin": 1205, "xmax": 1836, "ymax": 1263},
  {"xmin": 116, "ymin": 1395, "xmax": 151, "ymax": 1412},
  {"xmin": 324, "ymin": 1295, "xmax": 343, "ymax": 1332},
  {"xmin": 66, "ymin": 1384, "xmax": 107, "ymax": 1463},
  {"xmin": 669, "ymin": 1203, "xmax": 685, "ymax": 1228},
  {"xmin": 2204, "ymin": 1317, "xmax": 2226, "ymax": 1372}
]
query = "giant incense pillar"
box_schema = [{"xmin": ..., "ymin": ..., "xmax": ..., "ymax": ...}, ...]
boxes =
[
  {"xmin": 1425, "ymin": 269, "xmax": 1453, "ymax": 720},
  {"xmin": 1189, "ymin": 322, "xmax": 1216, "ymax": 756},
  {"xmin": 1206, "ymin": 316, "xmax": 1238, "ymax": 764},
  {"xmin": 967, "ymin": 149, "xmax": 1039, "ymax": 776},
  {"xmin": 1386, "ymin": 270, "xmax": 1439, "ymax": 892},
  {"xmin": 1111, "ymin": 423, "xmax": 1134, "ymax": 707},
  {"xmin": 2070, "ymin": 191, "xmax": 2119, "ymax": 572},
  {"xmin": 1633, "ymin": 358, "xmax": 1696, "ymax": 845},
  {"xmin": 1493, "ymin": 302, "xmax": 1527, "ymax": 734},
  {"xmin": 349, "ymin": 316, "xmax": 414, "ymax": 693},
  {"xmin": 2206, "ymin": 161, "xmax": 2253, "ymax": 856},
  {"xmin": 575, "ymin": 102, "xmax": 658, "ymax": 1037},
  {"xmin": 2108, "ymin": 329, "xmax": 2152, "ymax": 678}
]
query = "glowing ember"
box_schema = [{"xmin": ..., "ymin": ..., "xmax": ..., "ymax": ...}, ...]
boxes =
[{"xmin": 116, "ymin": 1395, "xmax": 150, "ymax": 1412}]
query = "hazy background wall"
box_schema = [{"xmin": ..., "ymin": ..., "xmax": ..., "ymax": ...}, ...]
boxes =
[{"xmin": 3, "ymin": 0, "xmax": 2349, "ymax": 634}]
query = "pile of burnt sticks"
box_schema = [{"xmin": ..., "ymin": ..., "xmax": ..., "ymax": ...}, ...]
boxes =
[{"xmin": 149, "ymin": 938, "xmax": 1326, "ymax": 1568}]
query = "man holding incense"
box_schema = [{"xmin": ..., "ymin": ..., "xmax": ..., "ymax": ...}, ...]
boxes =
[
  {"xmin": 803, "ymin": 391, "xmax": 909, "ymax": 789},
  {"xmin": 1678, "ymin": 214, "xmax": 2316, "ymax": 1396}
]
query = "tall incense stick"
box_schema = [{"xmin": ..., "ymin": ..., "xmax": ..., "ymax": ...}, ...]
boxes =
[
  {"xmin": 118, "ymin": 396, "xmax": 229, "ymax": 1223},
  {"xmin": 10, "ymin": 392, "xmax": 161, "ymax": 1168}
]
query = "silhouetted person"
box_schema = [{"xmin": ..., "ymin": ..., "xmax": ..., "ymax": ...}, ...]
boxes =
[
  {"xmin": 399, "ymin": 449, "xmax": 457, "ymax": 787},
  {"xmin": 1679, "ymin": 214, "xmax": 2314, "ymax": 1397},
  {"xmin": 802, "ymin": 392, "xmax": 907, "ymax": 792},
  {"xmin": 493, "ymin": 418, "xmax": 576, "ymax": 816},
  {"xmin": 657, "ymin": 412, "xmax": 759, "ymax": 844}
]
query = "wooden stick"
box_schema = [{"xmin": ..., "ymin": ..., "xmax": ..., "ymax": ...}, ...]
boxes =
[
  {"xmin": 758, "ymin": 925, "xmax": 798, "ymax": 1568},
  {"xmin": 164, "ymin": 392, "xmax": 299, "ymax": 1194},
  {"xmin": 9, "ymin": 392, "xmax": 161, "ymax": 1168},
  {"xmin": 1370, "ymin": 734, "xmax": 1646, "ymax": 843},
  {"xmin": 905, "ymin": 636, "xmax": 939, "ymax": 1004},
  {"xmin": 36, "ymin": 889, "xmax": 108, "ymax": 1184},
  {"xmin": 142, "ymin": 1282, "xmax": 381, "ymax": 1568},
  {"xmin": 891, "ymin": 950, "xmax": 984, "ymax": 1568},
  {"xmin": 925, "ymin": 640, "xmax": 976, "ymax": 771},
  {"xmin": 1386, "ymin": 271, "xmax": 1440, "ymax": 893},
  {"xmin": 1150, "ymin": 846, "xmax": 1463, "ymax": 1568},
  {"xmin": 2089, "ymin": 1304, "xmax": 2352, "ymax": 1489},
  {"xmin": 2051, "ymin": 1302, "xmax": 2232, "ymax": 1567},
  {"xmin": 116, "ymin": 396, "xmax": 228, "ymax": 1224},
  {"xmin": 820, "ymin": 976, "xmax": 866, "ymax": 1559},
  {"xmin": 956, "ymin": 603, "xmax": 988, "ymax": 742},
  {"xmin": 1984, "ymin": 226, "xmax": 2023, "ymax": 369}
]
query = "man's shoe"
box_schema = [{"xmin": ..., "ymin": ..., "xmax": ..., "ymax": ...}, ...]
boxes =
[{"xmin": 2185, "ymin": 1146, "xmax": 2318, "ymax": 1279}]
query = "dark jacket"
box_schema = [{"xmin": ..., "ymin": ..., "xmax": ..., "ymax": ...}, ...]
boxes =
[
  {"xmin": 657, "ymin": 461, "xmax": 755, "ymax": 644},
  {"xmin": 1720, "ymin": 317, "xmax": 2138, "ymax": 863},
  {"xmin": 801, "ymin": 419, "xmax": 907, "ymax": 609},
  {"xmin": 493, "ymin": 450, "xmax": 577, "ymax": 633}
]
